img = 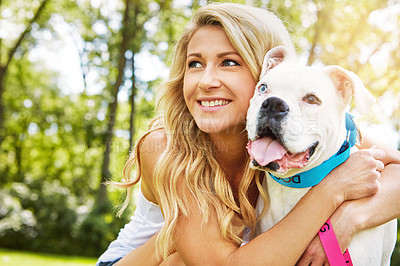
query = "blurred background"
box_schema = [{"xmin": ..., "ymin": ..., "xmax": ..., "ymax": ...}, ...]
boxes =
[{"xmin": 0, "ymin": 0, "xmax": 399, "ymax": 264}]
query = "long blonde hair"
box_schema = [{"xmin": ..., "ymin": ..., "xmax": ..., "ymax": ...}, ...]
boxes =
[{"xmin": 117, "ymin": 2, "xmax": 296, "ymax": 259}]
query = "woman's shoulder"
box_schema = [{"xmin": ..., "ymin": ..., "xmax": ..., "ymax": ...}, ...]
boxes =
[
  {"xmin": 139, "ymin": 127, "xmax": 168, "ymax": 204},
  {"xmin": 140, "ymin": 127, "xmax": 168, "ymax": 159},
  {"xmin": 141, "ymin": 115, "xmax": 167, "ymax": 154}
]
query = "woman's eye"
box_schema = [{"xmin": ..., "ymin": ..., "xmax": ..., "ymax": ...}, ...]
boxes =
[
  {"xmin": 222, "ymin": 59, "xmax": 239, "ymax": 67},
  {"xmin": 188, "ymin": 61, "xmax": 202, "ymax": 68},
  {"xmin": 258, "ymin": 84, "xmax": 268, "ymax": 94},
  {"xmin": 303, "ymin": 94, "xmax": 321, "ymax": 105}
]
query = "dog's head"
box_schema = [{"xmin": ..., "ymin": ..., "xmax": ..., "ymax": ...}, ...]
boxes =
[{"xmin": 246, "ymin": 46, "xmax": 375, "ymax": 177}]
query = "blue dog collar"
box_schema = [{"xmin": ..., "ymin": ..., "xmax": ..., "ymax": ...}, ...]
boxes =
[{"xmin": 268, "ymin": 113, "xmax": 357, "ymax": 188}]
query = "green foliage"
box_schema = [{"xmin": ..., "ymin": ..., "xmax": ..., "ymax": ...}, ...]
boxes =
[
  {"xmin": 0, "ymin": 181, "xmax": 79, "ymax": 253},
  {"xmin": 74, "ymin": 200, "xmax": 132, "ymax": 257},
  {"xmin": 0, "ymin": 0, "xmax": 174, "ymax": 256},
  {"xmin": 0, "ymin": 181, "xmax": 131, "ymax": 257}
]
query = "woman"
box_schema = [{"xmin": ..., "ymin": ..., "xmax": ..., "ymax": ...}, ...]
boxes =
[{"xmin": 97, "ymin": 3, "xmax": 400, "ymax": 265}]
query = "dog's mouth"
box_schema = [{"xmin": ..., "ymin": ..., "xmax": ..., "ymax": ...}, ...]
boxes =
[{"xmin": 246, "ymin": 129, "xmax": 318, "ymax": 173}]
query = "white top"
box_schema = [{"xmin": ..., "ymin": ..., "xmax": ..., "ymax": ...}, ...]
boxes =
[
  {"xmin": 97, "ymin": 189, "xmax": 252, "ymax": 264},
  {"xmin": 96, "ymin": 190, "xmax": 164, "ymax": 265}
]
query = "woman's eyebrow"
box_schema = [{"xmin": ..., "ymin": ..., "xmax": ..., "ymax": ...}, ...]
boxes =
[
  {"xmin": 217, "ymin": 51, "xmax": 239, "ymax": 58},
  {"xmin": 187, "ymin": 52, "xmax": 202, "ymax": 58},
  {"xmin": 187, "ymin": 51, "xmax": 239, "ymax": 58}
]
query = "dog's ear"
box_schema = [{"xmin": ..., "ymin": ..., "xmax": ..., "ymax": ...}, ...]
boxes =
[
  {"xmin": 260, "ymin": 46, "xmax": 294, "ymax": 79},
  {"xmin": 324, "ymin": 65, "xmax": 375, "ymax": 115}
]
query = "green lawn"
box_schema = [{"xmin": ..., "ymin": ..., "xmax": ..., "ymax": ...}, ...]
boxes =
[{"xmin": 0, "ymin": 248, "xmax": 97, "ymax": 266}]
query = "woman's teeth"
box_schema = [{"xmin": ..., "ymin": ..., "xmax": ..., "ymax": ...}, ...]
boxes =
[{"xmin": 200, "ymin": 100, "xmax": 230, "ymax": 107}]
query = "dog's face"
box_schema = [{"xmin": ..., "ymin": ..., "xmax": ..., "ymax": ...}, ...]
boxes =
[{"xmin": 246, "ymin": 46, "xmax": 375, "ymax": 177}]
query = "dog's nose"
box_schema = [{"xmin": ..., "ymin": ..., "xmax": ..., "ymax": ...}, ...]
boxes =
[{"xmin": 261, "ymin": 97, "xmax": 289, "ymax": 118}]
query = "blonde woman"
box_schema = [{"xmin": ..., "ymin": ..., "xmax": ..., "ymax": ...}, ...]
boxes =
[{"xmin": 97, "ymin": 3, "xmax": 400, "ymax": 266}]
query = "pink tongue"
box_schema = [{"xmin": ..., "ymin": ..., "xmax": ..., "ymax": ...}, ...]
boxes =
[{"xmin": 247, "ymin": 137, "xmax": 287, "ymax": 166}]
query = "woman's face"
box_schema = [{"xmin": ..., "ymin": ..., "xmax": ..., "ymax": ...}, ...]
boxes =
[{"xmin": 183, "ymin": 26, "xmax": 256, "ymax": 136}]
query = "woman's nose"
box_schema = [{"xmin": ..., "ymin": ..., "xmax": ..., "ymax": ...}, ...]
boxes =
[{"xmin": 198, "ymin": 66, "xmax": 221, "ymax": 90}]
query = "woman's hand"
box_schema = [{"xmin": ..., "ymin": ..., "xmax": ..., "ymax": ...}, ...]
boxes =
[
  {"xmin": 296, "ymin": 201, "xmax": 356, "ymax": 265},
  {"xmin": 297, "ymin": 147, "xmax": 389, "ymax": 265},
  {"xmin": 321, "ymin": 147, "xmax": 385, "ymax": 203}
]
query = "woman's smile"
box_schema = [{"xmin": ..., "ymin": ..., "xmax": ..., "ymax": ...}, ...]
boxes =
[{"xmin": 199, "ymin": 99, "xmax": 231, "ymax": 107}]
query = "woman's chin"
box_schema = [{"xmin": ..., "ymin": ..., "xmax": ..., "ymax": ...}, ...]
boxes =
[
  {"xmin": 197, "ymin": 123, "xmax": 224, "ymax": 134},
  {"xmin": 196, "ymin": 120, "xmax": 245, "ymax": 135}
]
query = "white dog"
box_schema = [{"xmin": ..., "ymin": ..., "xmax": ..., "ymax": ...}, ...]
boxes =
[{"xmin": 246, "ymin": 46, "xmax": 397, "ymax": 265}]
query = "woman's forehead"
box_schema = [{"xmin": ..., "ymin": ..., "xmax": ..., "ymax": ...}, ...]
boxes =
[{"xmin": 186, "ymin": 27, "xmax": 235, "ymax": 54}]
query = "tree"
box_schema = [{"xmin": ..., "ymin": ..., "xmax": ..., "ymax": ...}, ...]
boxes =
[
  {"xmin": 0, "ymin": 0, "xmax": 50, "ymax": 140},
  {"xmin": 99, "ymin": 0, "xmax": 133, "ymax": 204},
  {"xmin": 98, "ymin": 0, "xmax": 178, "ymax": 203}
]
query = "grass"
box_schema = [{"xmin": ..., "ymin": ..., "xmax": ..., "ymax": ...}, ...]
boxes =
[{"xmin": 0, "ymin": 248, "xmax": 97, "ymax": 266}]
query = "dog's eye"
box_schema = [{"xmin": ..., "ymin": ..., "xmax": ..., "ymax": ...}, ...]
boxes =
[
  {"xmin": 258, "ymin": 84, "xmax": 268, "ymax": 94},
  {"xmin": 303, "ymin": 94, "xmax": 321, "ymax": 105}
]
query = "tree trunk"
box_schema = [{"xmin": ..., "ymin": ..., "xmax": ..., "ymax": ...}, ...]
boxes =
[
  {"xmin": 98, "ymin": 0, "xmax": 132, "ymax": 203},
  {"xmin": 307, "ymin": 8, "xmax": 322, "ymax": 66},
  {"xmin": 0, "ymin": 68, "xmax": 4, "ymax": 140},
  {"xmin": 127, "ymin": 2, "xmax": 140, "ymax": 153},
  {"xmin": 128, "ymin": 55, "xmax": 136, "ymax": 152}
]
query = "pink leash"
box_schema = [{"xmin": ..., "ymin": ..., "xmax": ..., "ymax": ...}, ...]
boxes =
[{"xmin": 318, "ymin": 219, "xmax": 353, "ymax": 266}]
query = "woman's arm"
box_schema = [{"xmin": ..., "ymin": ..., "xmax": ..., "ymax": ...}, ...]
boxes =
[
  {"xmin": 357, "ymin": 132, "xmax": 400, "ymax": 165},
  {"xmin": 169, "ymin": 148, "xmax": 384, "ymax": 266},
  {"xmin": 297, "ymin": 134, "xmax": 400, "ymax": 265},
  {"xmin": 349, "ymin": 164, "xmax": 400, "ymax": 227},
  {"xmin": 115, "ymin": 129, "xmax": 169, "ymax": 266},
  {"xmin": 348, "ymin": 132, "xmax": 400, "ymax": 229},
  {"xmin": 116, "ymin": 233, "xmax": 163, "ymax": 266}
]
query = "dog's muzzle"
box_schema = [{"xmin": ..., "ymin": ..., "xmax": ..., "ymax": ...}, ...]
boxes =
[
  {"xmin": 260, "ymin": 96, "xmax": 289, "ymax": 121},
  {"xmin": 256, "ymin": 97, "xmax": 288, "ymax": 141},
  {"xmin": 247, "ymin": 96, "xmax": 317, "ymax": 174}
]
